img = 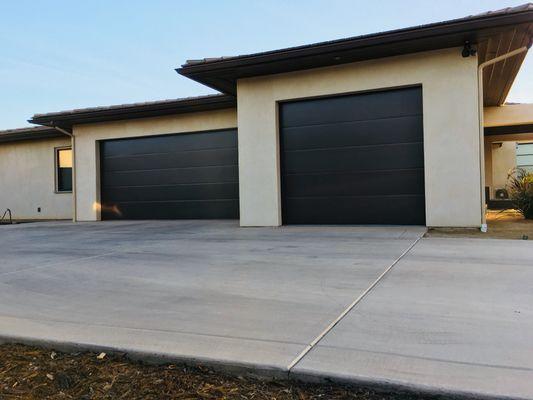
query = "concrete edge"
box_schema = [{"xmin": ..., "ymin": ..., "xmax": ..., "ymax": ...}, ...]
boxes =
[
  {"xmin": 2, "ymin": 333, "xmax": 530, "ymax": 400},
  {"xmin": 422, "ymin": 233, "xmax": 531, "ymax": 242},
  {"xmin": 289, "ymin": 368, "xmax": 532, "ymax": 400},
  {"xmin": 0, "ymin": 334, "xmax": 288, "ymax": 381}
]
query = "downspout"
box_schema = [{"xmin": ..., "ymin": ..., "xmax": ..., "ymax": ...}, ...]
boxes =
[
  {"xmin": 477, "ymin": 46, "xmax": 528, "ymax": 232},
  {"xmin": 52, "ymin": 125, "xmax": 77, "ymax": 223}
]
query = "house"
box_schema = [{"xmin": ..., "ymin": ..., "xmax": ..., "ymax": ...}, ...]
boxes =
[{"xmin": 1, "ymin": 4, "xmax": 532, "ymax": 228}]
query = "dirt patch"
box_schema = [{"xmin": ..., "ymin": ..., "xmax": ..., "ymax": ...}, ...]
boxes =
[
  {"xmin": 426, "ymin": 210, "xmax": 533, "ymax": 240},
  {"xmin": 0, "ymin": 343, "xmax": 441, "ymax": 400}
]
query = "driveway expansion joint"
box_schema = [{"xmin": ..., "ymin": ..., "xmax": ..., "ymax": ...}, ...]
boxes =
[{"xmin": 286, "ymin": 232, "xmax": 424, "ymax": 372}]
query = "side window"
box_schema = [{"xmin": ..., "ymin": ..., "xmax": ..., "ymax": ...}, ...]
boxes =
[{"xmin": 56, "ymin": 148, "xmax": 73, "ymax": 192}]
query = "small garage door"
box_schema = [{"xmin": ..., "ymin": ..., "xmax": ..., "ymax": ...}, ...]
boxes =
[
  {"xmin": 280, "ymin": 86, "xmax": 425, "ymax": 225},
  {"xmin": 100, "ymin": 129, "xmax": 238, "ymax": 220}
]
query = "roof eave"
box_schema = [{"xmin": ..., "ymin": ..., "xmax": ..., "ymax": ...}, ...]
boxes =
[
  {"xmin": 0, "ymin": 128, "xmax": 65, "ymax": 144},
  {"xmin": 29, "ymin": 95, "xmax": 237, "ymax": 130},
  {"xmin": 177, "ymin": 9, "xmax": 533, "ymax": 95}
]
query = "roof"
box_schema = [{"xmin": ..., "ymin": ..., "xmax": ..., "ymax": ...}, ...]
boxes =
[
  {"xmin": 177, "ymin": 3, "xmax": 533, "ymax": 105},
  {"xmin": 30, "ymin": 94, "xmax": 236, "ymax": 130},
  {"xmin": 484, "ymin": 123, "xmax": 533, "ymax": 136},
  {"xmin": 0, "ymin": 126, "xmax": 66, "ymax": 144}
]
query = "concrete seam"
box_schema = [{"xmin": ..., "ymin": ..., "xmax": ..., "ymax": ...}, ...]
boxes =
[
  {"xmin": 286, "ymin": 232, "xmax": 424, "ymax": 371},
  {"xmin": 0, "ymin": 314, "xmax": 306, "ymax": 347},
  {"xmin": 0, "ymin": 239, "xmax": 151, "ymax": 278}
]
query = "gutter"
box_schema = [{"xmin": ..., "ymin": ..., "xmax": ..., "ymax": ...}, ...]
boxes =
[
  {"xmin": 51, "ymin": 125, "xmax": 77, "ymax": 223},
  {"xmin": 30, "ymin": 94, "xmax": 236, "ymax": 128},
  {"xmin": 477, "ymin": 45, "xmax": 529, "ymax": 232},
  {"xmin": 179, "ymin": 12, "xmax": 533, "ymax": 72}
]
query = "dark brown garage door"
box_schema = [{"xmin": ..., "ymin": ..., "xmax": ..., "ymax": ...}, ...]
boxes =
[
  {"xmin": 279, "ymin": 86, "xmax": 425, "ymax": 225},
  {"xmin": 100, "ymin": 129, "xmax": 238, "ymax": 220}
]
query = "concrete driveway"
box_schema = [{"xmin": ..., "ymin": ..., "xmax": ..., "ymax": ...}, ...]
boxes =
[{"xmin": 0, "ymin": 221, "xmax": 532, "ymax": 399}]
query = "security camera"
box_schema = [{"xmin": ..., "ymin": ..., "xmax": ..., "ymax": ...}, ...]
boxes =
[{"xmin": 462, "ymin": 41, "xmax": 477, "ymax": 58}]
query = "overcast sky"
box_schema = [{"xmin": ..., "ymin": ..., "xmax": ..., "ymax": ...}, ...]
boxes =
[{"xmin": 0, "ymin": 0, "xmax": 531, "ymax": 130}]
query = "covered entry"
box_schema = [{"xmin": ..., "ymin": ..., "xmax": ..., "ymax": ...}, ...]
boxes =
[
  {"xmin": 100, "ymin": 129, "xmax": 239, "ymax": 220},
  {"xmin": 279, "ymin": 86, "xmax": 425, "ymax": 225}
]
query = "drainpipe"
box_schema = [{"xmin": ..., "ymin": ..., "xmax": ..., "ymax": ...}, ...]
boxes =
[
  {"xmin": 477, "ymin": 46, "xmax": 529, "ymax": 232},
  {"xmin": 52, "ymin": 124, "xmax": 77, "ymax": 223}
]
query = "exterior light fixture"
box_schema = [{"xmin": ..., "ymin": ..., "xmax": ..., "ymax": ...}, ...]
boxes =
[{"xmin": 462, "ymin": 41, "xmax": 477, "ymax": 57}]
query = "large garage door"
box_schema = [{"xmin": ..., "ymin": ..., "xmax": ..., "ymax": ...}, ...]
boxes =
[
  {"xmin": 280, "ymin": 86, "xmax": 425, "ymax": 225},
  {"xmin": 100, "ymin": 129, "xmax": 238, "ymax": 220}
]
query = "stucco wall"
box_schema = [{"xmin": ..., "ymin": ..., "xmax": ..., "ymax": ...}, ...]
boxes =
[
  {"xmin": 237, "ymin": 47, "xmax": 481, "ymax": 227},
  {"xmin": 0, "ymin": 137, "xmax": 72, "ymax": 220},
  {"xmin": 484, "ymin": 104, "xmax": 533, "ymax": 127},
  {"xmin": 73, "ymin": 109, "xmax": 237, "ymax": 221},
  {"xmin": 491, "ymin": 142, "xmax": 516, "ymax": 191}
]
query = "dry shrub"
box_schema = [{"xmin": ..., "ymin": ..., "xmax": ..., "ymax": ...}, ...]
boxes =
[{"xmin": 507, "ymin": 168, "xmax": 533, "ymax": 219}]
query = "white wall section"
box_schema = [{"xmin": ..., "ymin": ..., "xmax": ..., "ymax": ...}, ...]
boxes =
[
  {"xmin": 0, "ymin": 137, "xmax": 72, "ymax": 220},
  {"xmin": 237, "ymin": 47, "xmax": 481, "ymax": 227}
]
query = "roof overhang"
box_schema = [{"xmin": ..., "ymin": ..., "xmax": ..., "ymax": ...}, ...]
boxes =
[
  {"xmin": 29, "ymin": 94, "xmax": 236, "ymax": 130},
  {"xmin": 0, "ymin": 126, "xmax": 66, "ymax": 144},
  {"xmin": 177, "ymin": 5, "xmax": 533, "ymax": 105},
  {"xmin": 485, "ymin": 123, "xmax": 533, "ymax": 135},
  {"xmin": 478, "ymin": 25, "xmax": 533, "ymax": 106}
]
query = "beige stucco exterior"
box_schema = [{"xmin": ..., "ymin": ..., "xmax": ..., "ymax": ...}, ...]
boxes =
[
  {"xmin": 73, "ymin": 108, "xmax": 237, "ymax": 221},
  {"xmin": 484, "ymin": 103, "xmax": 533, "ymax": 127},
  {"xmin": 0, "ymin": 137, "xmax": 72, "ymax": 220},
  {"xmin": 11, "ymin": 48, "xmax": 523, "ymax": 227},
  {"xmin": 237, "ymin": 47, "xmax": 482, "ymax": 227},
  {"xmin": 491, "ymin": 142, "xmax": 517, "ymax": 192}
]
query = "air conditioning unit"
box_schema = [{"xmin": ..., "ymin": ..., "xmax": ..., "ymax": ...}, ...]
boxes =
[{"xmin": 495, "ymin": 188, "xmax": 509, "ymax": 199}]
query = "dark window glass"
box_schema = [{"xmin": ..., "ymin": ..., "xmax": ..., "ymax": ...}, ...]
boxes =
[{"xmin": 57, "ymin": 148, "xmax": 72, "ymax": 192}]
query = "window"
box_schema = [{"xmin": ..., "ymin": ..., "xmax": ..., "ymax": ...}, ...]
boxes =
[
  {"xmin": 56, "ymin": 148, "xmax": 72, "ymax": 192},
  {"xmin": 517, "ymin": 143, "xmax": 533, "ymax": 174}
]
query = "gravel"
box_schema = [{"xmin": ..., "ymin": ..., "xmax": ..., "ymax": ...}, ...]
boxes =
[{"xmin": 0, "ymin": 344, "xmax": 441, "ymax": 400}]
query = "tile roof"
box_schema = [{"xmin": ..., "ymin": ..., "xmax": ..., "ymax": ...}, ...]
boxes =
[
  {"xmin": 32, "ymin": 93, "xmax": 232, "ymax": 119},
  {"xmin": 0, "ymin": 126, "xmax": 66, "ymax": 143},
  {"xmin": 182, "ymin": 3, "xmax": 533, "ymax": 68},
  {"xmin": 178, "ymin": 3, "xmax": 532, "ymax": 102},
  {"xmin": 30, "ymin": 93, "xmax": 236, "ymax": 130}
]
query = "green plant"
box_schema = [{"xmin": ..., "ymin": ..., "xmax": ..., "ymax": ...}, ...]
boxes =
[{"xmin": 506, "ymin": 168, "xmax": 533, "ymax": 219}]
